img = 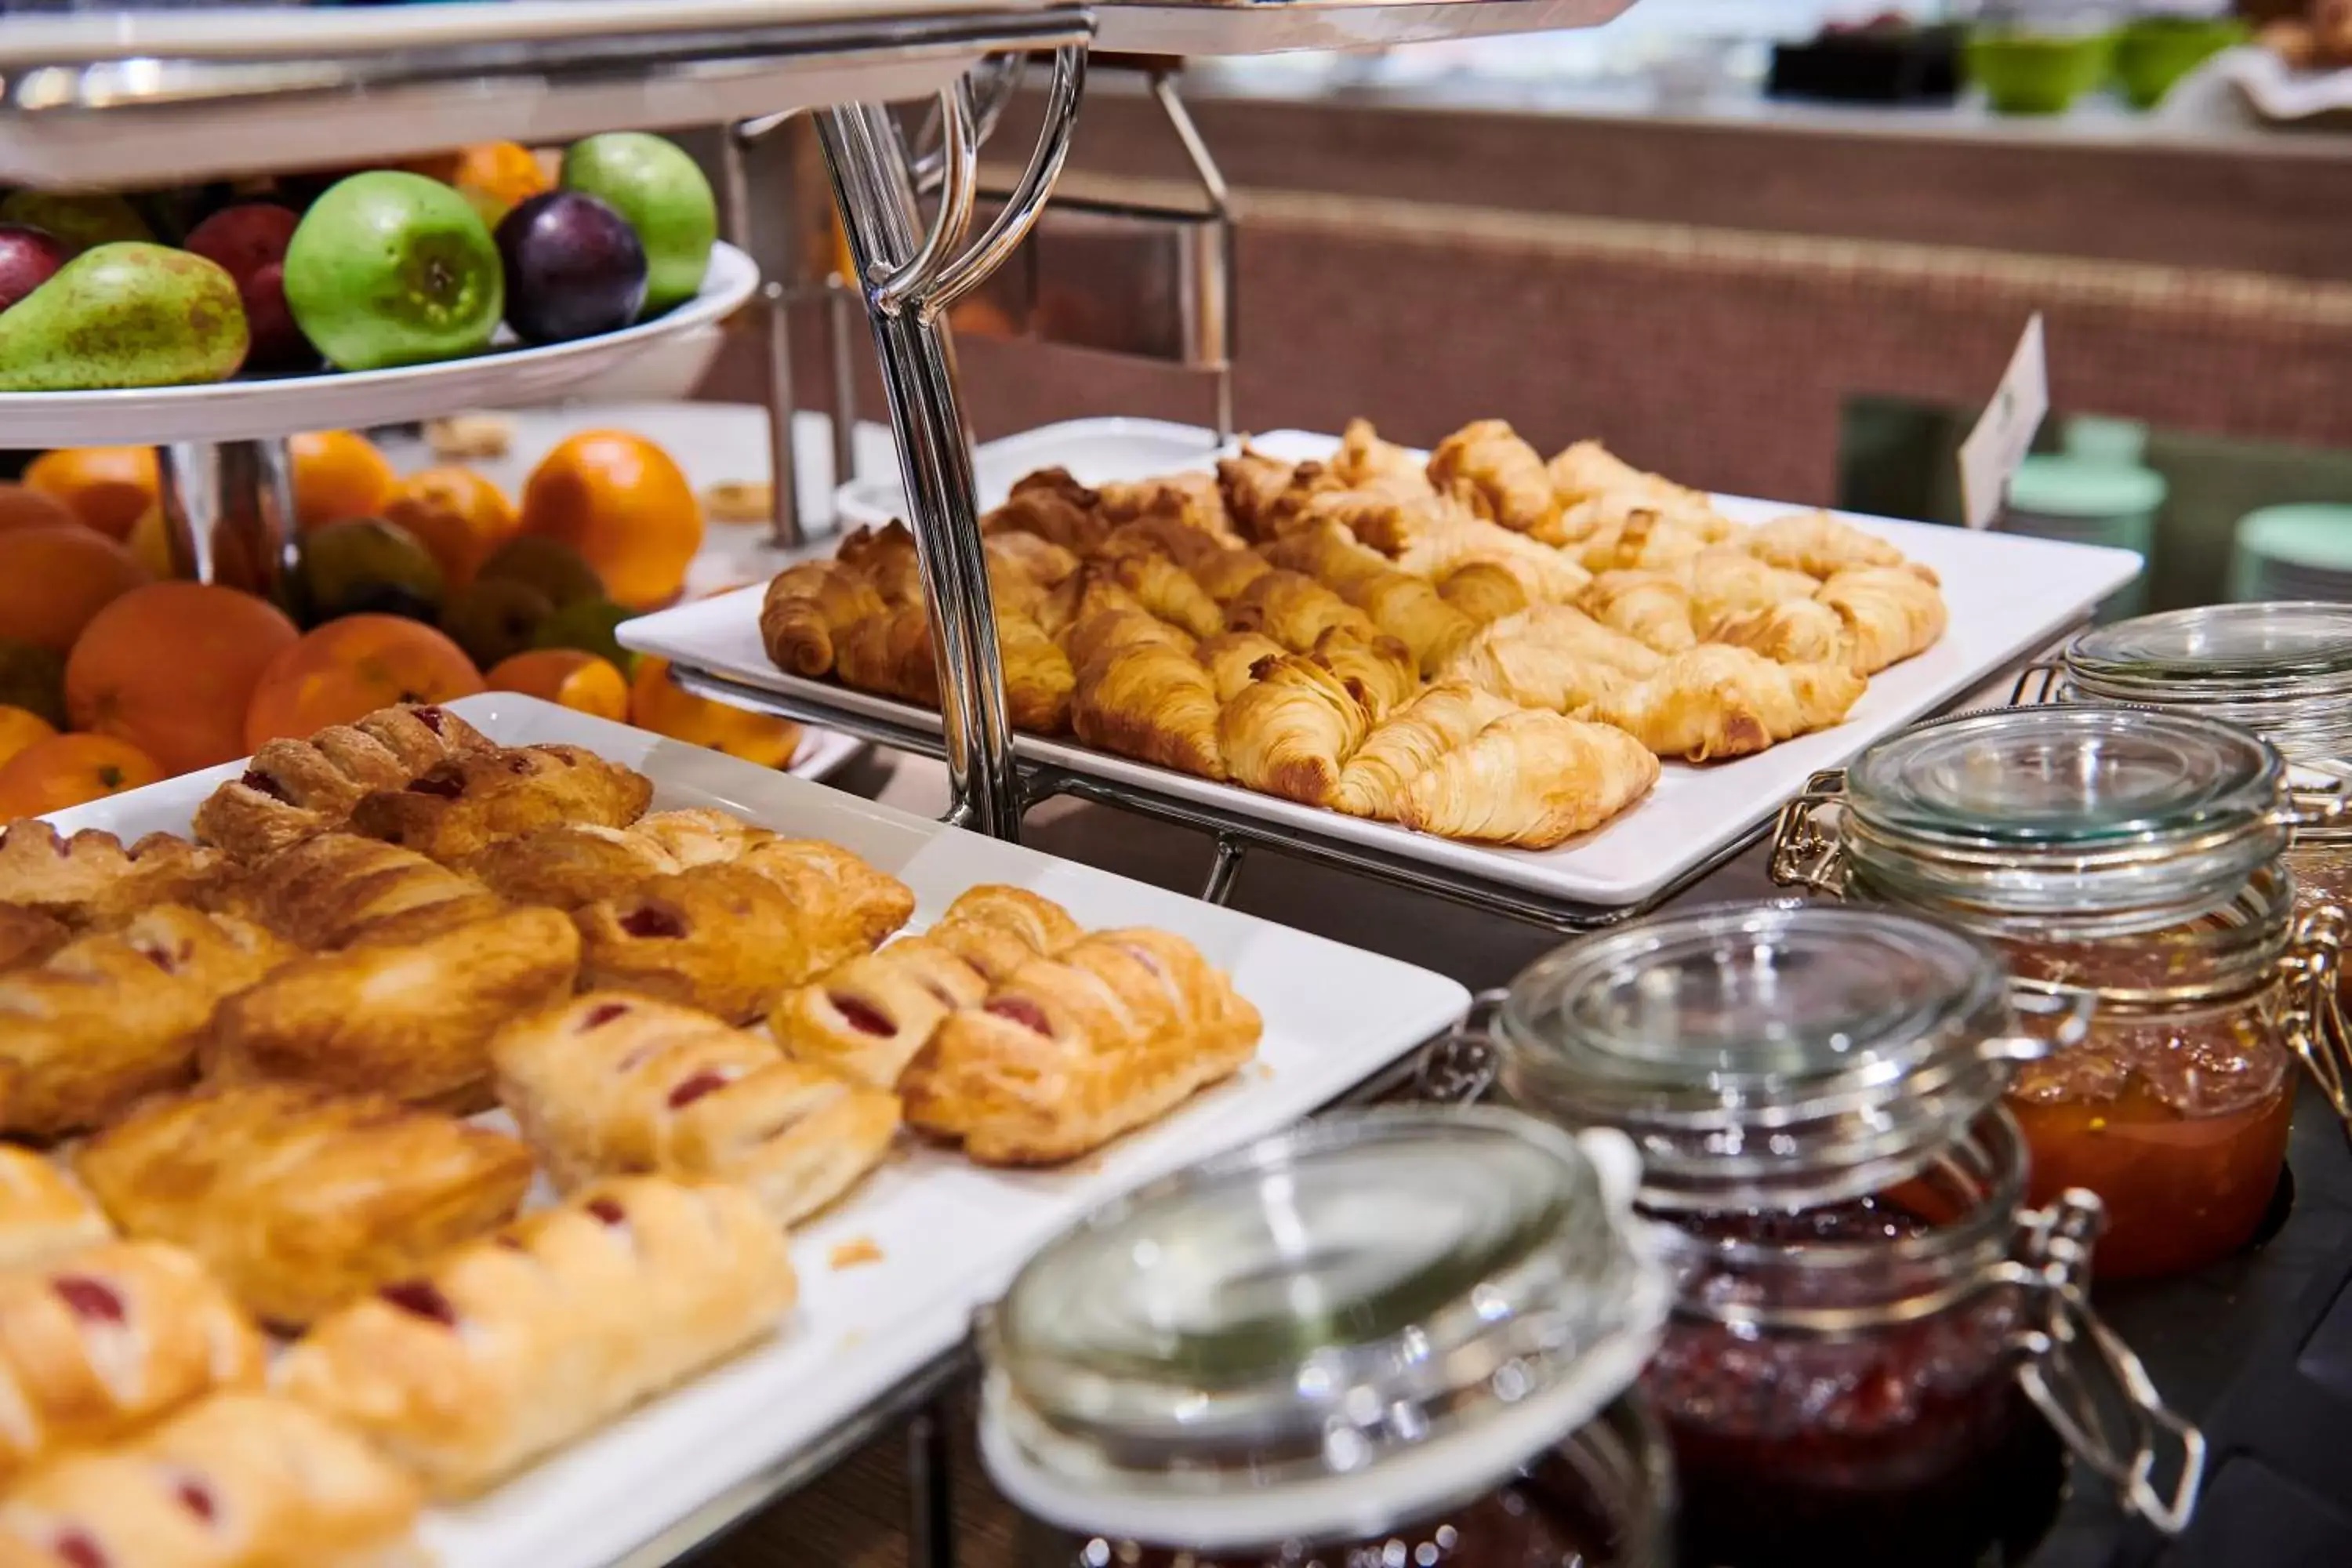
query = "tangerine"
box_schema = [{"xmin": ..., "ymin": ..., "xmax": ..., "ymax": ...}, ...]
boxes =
[
  {"xmin": 0, "ymin": 733, "xmax": 164, "ymax": 818},
  {"xmin": 0, "ymin": 525, "xmax": 155, "ymax": 652},
  {"xmin": 450, "ymin": 142, "xmax": 551, "ymax": 225},
  {"xmin": 0, "ymin": 484, "xmax": 82, "ymax": 535},
  {"xmin": 67, "ymin": 583, "xmax": 300, "ymax": 775},
  {"xmin": 0, "ymin": 706, "xmax": 58, "ymax": 770},
  {"xmin": 486, "ymin": 648, "xmax": 629, "ymax": 722},
  {"xmin": 381, "ymin": 466, "xmax": 518, "ymax": 588},
  {"xmin": 22, "ymin": 448, "xmax": 158, "ymax": 542},
  {"xmin": 288, "ymin": 429, "xmax": 398, "ymax": 532},
  {"xmin": 629, "ymin": 655, "xmax": 801, "ymax": 768},
  {"xmin": 519, "ymin": 432, "xmax": 702, "ymax": 612},
  {"xmin": 244, "ymin": 614, "xmax": 485, "ymax": 748}
]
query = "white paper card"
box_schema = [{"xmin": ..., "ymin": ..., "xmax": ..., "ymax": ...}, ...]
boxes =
[{"xmin": 1958, "ymin": 313, "xmax": 2049, "ymax": 530}]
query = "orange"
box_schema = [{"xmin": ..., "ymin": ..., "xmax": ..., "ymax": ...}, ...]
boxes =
[
  {"xmin": 244, "ymin": 614, "xmax": 484, "ymax": 749},
  {"xmin": 288, "ymin": 429, "xmax": 398, "ymax": 532},
  {"xmin": 0, "ymin": 733, "xmax": 163, "ymax": 819},
  {"xmin": 630, "ymin": 655, "xmax": 801, "ymax": 768},
  {"xmin": 486, "ymin": 649, "xmax": 629, "ymax": 722},
  {"xmin": 450, "ymin": 142, "xmax": 550, "ymax": 226},
  {"xmin": 66, "ymin": 583, "xmax": 300, "ymax": 775},
  {"xmin": 123, "ymin": 503, "xmax": 176, "ymax": 579},
  {"xmin": 0, "ymin": 706, "xmax": 58, "ymax": 770},
  {"xmin": 0, "ymin": 525, "xmax": 154, "ymax": 652},
  {"xmin": 22, "ymin": 448, "xmax": 158, "ymax": 542},
  {"xmin": 0, "ymin": 483, "xmax": 82, "ymax": 535},
  {"xmin": 520, "ymin": 433, "xmax": 702, "ymax": 612},
  {"xmin": 381, "ymin": 466, "xmax": 518, "ymax": 587}
]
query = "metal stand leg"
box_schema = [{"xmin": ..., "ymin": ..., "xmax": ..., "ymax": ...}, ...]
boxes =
[
  {"xmin": 906, "ymin": 1399, "xmax": 956, "ymax": 1568},
  {"xmin": 1202, "ymin": 833, "xmax": 1248, "ymax": 905},
  {"xmin": 826, "ymin": 285, "xmax": 860, "ymax": 490},
  {"xmin": 155, "ymin": 437, "xmax": 294, "ymax": 601}
]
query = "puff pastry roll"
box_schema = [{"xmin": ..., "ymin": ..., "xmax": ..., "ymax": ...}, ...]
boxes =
[
  {"xmin": 922, "ymin": 885, "xmax": 1084, "ymax": 987},
  {"xmin": 1436, "ymin": 561, "xmax": 1532, "ymax": 626},
  {"xmin": 347, "ymin": 744, "xmax": 654, "ymax": 863},
  {"xmin": 1816, "ymin": 566, "xmax": 1948, "ymax": 673},
  {"xmin": 1683, "ymin": 546, "xmax": 1820, "ymax": 635},
  {"xmin": 988, "ymin": 468, "xmax": 1110, "ymax": 557},
  {"xmin": 1309, "ymin": 629, "xmax": 1417, "ymax": 723},
  {"xmin": 1711, "ymin": 596, "xmax": 1849, "ymax": 669},
  {"xmin": 0, "ymin": 1241, "xmax": 267, "ymax": 1484},
  {"xmin": 0, "ymin": 1149, "xmax": 108, "ymax": 1272},
  {"xmin": 0, "ymin": 1393, "xmax": 423, "ymax": 1568},
  {"xmin": 1591, "ymin": 644, "xmax": 1867, "ymax": 761},
  {"xmin": 1399, "ymin": 711, "xmax": 1661, "ymax": 848},
  {"xmin": 281, "ymin": 1177, "xmax": 797, "ymax": 1498},
  {"xmin": 739, "ymin": 839, "xmax": 916, "ymax": 963},
  {"xmin": 1218, "ymin": 655, "xmax": 1370, "ymax": 808},
  {"xmin": 77, "ymin": 1082, "xmax": 532, "ymax": 1329},
  {"xmin": 759, "ymin": 559, "xmax": 887, "ymax": 679},
  {"xmin": 904, "ymin": 930, "xmax": 1262, "ymax": 1165},
  {"xmin": 1225, "ymin": 569, "xmax": 1378, "ymax": 654},
  {"xmin": 1332, "ymin": 682, "xmax": 1517, "ymax": 822},
  {"xmin": 191, "ymin": 702, "xmax": 494, "ymax": 864},
  {"xmin": 1578, "ymin": 569, "xmax": 1698, "ymax": 654},
  {"xmin": 1103, "ymin": 551, "xmax": 1223, "ymax": 640},
  {"xmin": 205, "ymin": 906, "xmax": 579, "ymax": 1110},
  {"xmin": 0, "ymin": 908, "xmax": 292, "ymax": 1140},
  {"xmin": 230, "ymin": 832, "xmax": 502, "ymax": 950},
  {"xmin": 0, "ymin": 905, "xmax": 67, "ymax": 974},
  {"xmin": 771, "ymin": 937, "xmax": 989, "ymax": 1089},
  {"xmin": 1743, "ymin": 510, "xmax": 1911, "ymax": 580},
  {"xmin": 1072, "ymin": 641, "xmax": 1227, "ymax": 782},
  {"xmin": 1334, "ymin": 418, "xmax": 1437, "ymax": 502},
  {"xmin": 1428, "ymin": 419, "xmax": 1560, "ymax": 536},
  {"xmin": 1392, "ymin": 509, "xmax": 1590, "ymax": 604},
  {"xmin": 1195, "ymin": 631, "xmax": 1288, "ymax": 703},
  {"xmin": 493, "ymin": 993, "xmax": 898, "ymax": 1224},
  {"xmin": 0, "ymin": 824, "xmax": 231, "ymax": 931},
  {"xmin": 460, "ymin": 807, "xmax": 771, "ymax": 909}
]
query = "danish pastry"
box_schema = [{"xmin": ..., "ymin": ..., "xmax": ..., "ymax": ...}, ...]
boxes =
[
  {"xmin": 76, "ymin": 1081, "xmax": 533, "ymax": 1329},
  {"xmin": 281, "ymin": 1177, "xmax": 797, "ymax": 1498},
  {"xmin": 771, "ymin": 936, "xmax": 990, "ymax": 1088},
  {"xmin": 191, "ymin": 702, "xmax": 494, "ymax": 863},
  {"xmin": 0, "ymin": 1392, "xmax": 423, "ymax": 1568},
  {"xmin": 230, "ymin": 832, "xmax": 502, "ymax": 950},
  {"xmin": 461, "ymin": 807, "xmax": 772, "ymax": 909},
  {"xmin": 0, "ymin": 1240, "xmax": 267, "ymax": 1484},
  {"xmin": 347, "ymin": 744, "xmax": 653, "ymax": 863},
  {"xmin": 204, "ymin": 906, "xmax": 580, "ymax": 1110},
  {"xmin": 0, "ymin": 1147, "xmax": 108, "ymax": 1272},
  {"xmin": 494, "ymin": 993, "xmax": 899, "ymax": 1225},
  {"xmin": 0, "ymin": 908, "xmax": 292, "ymax": 1139},
  {"xmin": 0, "ymin": 823, "xmax": 232, "ymax": 930},
  {"xmin": 0, "ymin": 904, "xmax": 67, "ymax": 973},
  {"xmin": 921, "ymin": 884, "xmax": 1083, "ymax": 985}
]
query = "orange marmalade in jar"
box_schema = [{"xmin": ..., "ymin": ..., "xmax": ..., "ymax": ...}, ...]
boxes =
[{"xmin": 1774, "ymin": 705, "xmax": 2343, "ymax": 1279}]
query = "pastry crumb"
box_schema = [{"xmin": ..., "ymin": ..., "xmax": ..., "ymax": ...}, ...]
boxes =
[
  {"xmin": 829, "ymin": 1236, "xmax": 884, "ymax": 1269},
  {"xmin": 703, "ymin": 481, "xmax": 772, "ymax": 525},
  {"xmin": 423, "ymin": 412, "xmax": 514, "ymax": 461}
]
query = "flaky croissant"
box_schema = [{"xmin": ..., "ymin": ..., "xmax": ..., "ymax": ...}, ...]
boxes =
[
  {"xmin": 1428, "ymin": 419, "xmax": 1560, "ymax": 536},
  {"xmin": 1400, "ymin": 710, "xmax": 1661, "ymax": 848},
  {"xmin": 1072, "ymin": 642, "xmax": 1226, "ymax": 781},
  {"xmin": 987, "ymin": 467, "xmax": 1109, "ymax": 556},
  {"xmin": 1064, "ymin": 607, "xmax": 1195, "ymax": 674},
  {"xmin": 1547, "ymin": 439, "xmax": 1711, "ymax": 512},
  {"xmin": 1592, "ymin": 644, "xmax": 1865, "ymax": 761},
  {"xmin": 837, "ymin": 521, "xmax": 923, "ymax": 607},
  {"xmin": 1817, "ymin": 567, "xmax": 1947, "ymax": 674},
  {"xmin": 1440, "ymin": 624, "xmax": 1628, "ymax": 717},
  {"xmin": 1309, "ymin": 629, "xmax": 1417, "ymax": 722},
  {"xmin": 1335, "ymin": 418, "xmax": 1436, "ymax": 502},
  {"xmin": 1225, "ymin": 568, "xmax": 1379, "ymax": 653},
  {"xmin": 1711, "ymin": 597, "xmax": 1849, "ymax": 668},
  {"xmin": 1196, "ymin": 630, "xmax": 1289, "ymax": 702},
  {"xmin": 760, "ymin": 561, "xmax": 887, "ymax": 679},
  {"xmin": 1744, "ymin": 510, "xmax": 1912, "ymax": 580},
  {"xmin": 1333, "ymin": 681, "xmax": 1516, "ymax": 821},
  {"xmin": 1573, "ymin": 506, "xmax": 1715, "ymax": 573},
  {"xmin": 1393, "ymin": 506, "xmax": 1591, "ymax": 604},
  {"xmin": 1095, "ymin": 471, "xmax": 1239, "ymax": 545},
  {"xmin": 834, "ymin": 602, "xmax": 935, "ymax": 703},
  {"xmin": 1578, "ymin": 570, "xmax": 1697, "ymax": 654},
  {"xmin": 1437, "ymin": 561, "xmax": 1532, "ymax": 626},
  {"xmin": 997, "ymin": 612, "xmax": 1077, "ymax": 733},
  {"xmin": 1105, "ymin": 550, "xmax": 1224, "ymax": 638},
  {"xmin": 1683, "ymin": 546, "xmax": 1820, "ymax": 635},
  {"xmin": 1216, "ymin": 449, "xmax": 1298, "ymax": 541},
  {"xmin": 1269, "ymin": 523, "xmax": 1477, "ymax": 674},
  {"xmin": 1101, "ymin": 513, "xmax": 1230, "ymax": 574},
  {"xmin": 1191, "ymin": 546, "xmax": 1276, "ymax": 606},
  {"xmin": 1218, "ymin": 654, "xmax": 1370, "ymax": 807}
]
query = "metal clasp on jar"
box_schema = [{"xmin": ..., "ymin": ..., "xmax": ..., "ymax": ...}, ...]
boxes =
[
  {"xmin": 2008, "ymin": 659, "xmax": 2066, "ymax": 707},
  {"xmin": 1768, "ymin": 768, "xmax": 1852, "ymax": 896},
  {"xmin": 2005, "ymin": 1189, "xmax": 2207, "ymax": 1536},
  {"xmin": 2284, "ymin": 902, "xmax": 2352, "ymax": 1136}
]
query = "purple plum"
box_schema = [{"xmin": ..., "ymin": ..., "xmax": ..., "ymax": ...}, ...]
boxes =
[{"xmin": 495, "ymin": 190, "xmax": 648, "ymax": 346}]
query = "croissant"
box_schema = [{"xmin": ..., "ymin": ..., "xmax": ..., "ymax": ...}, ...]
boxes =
[
  {"xmin": 1101, "ymin": 513, "xmax": 1232, "ymax": 574},
  {"xmin": 996, "ymin": 612, "xmax": 1078, "ymax": 733},
  {"xmin": 986, "ymin": 531, "xmax": 1080, "ymax": 622},
  {"xmin": 1592, "ymin": 644, "xmax": 1866, "ymax": 761},
  {"xmin": 1191, "ymin": 546, "xmax": 1276, "ymax": 605},
  {"xmin": 1574, "ymin": 506, "xmax": 1714, "ymax": 573},
  {"xmin": 1401, "ymin": 710, "xmax": 1662, "ymax": 848},
  {"xmin": 1195, "ymin": 631, "xmax": 1288, "ymax": 702},
  {"xmin": 1711, "ymin": 596, "xmax": 1849, "ymax": 668},
  {"xmin": 1437, "ymin": 561, "xmax": 1531, "ymax": 626},
  {"xmin": 1333, "ymin": 682, "xmax": 1517, "ymax": 821},
  {"xmin": 1817, "ymin": 566, "xmax": 1948, "ymax": 673},
  {"xmin": 1310, "ymin": 629, "xmax": 1417, "ymax": 722},
  {"xmin": 1269, "ymin": 522, "xmax": 1477, "ymax": 674},
  {"xmin": 1215, "ymin": 449, "xmax": 1298, "ymax": 541},
  {"xmin": 1548, "ymin": 439, "xmax": 1711, "ymax": 511},
  {"xmin": 1334, "ymin": 418, "xmax": 1437, "ymax": 501},
  {"xmin": 837, "ymin": 520, "xmax": 924, "ymax": 607},
  {"xmin": 1225, "ymin": 568, "xmax": 1379, "ymax": 652},
  {"xmin": 1072, "ymin": 641, "xmax": 1227, "ymax": 781},
  {"xmin": 760, "ymin": 561, "xmax": 887, "ymax": 679},
  {"xmin": 987, "ymin": 467, "xmax": 1109, "ymax": 556},
  {"xmin": 1393, "ymin": 507, "xmax": 1591, "ymax": 604},
  {"xmin": 1744, "ymin": 510, "xmax": 1913, "ymax": 580},
  {"xmin": 1096, "ymin": 471, "xmax": 1240, "ymax": 545},
  {"xmin": 1683, "ymin": 546, "xmax": 1820, "ymax": 634},
  {"xmin": 1578, "ymin": 569, "xmax": 1697, "ymax": 654},
  {"xmin": 833, "ymin": 601, "xmax": 935, "ymax": 704},
  {"xmin": 1264, "ymin": 517, "xmax": 1389, "ymax": 588},
  {"xmin": 1065, "ymin": 607, "xmax": 1196, "ymax": 674},
  {"xmin": 1504, "ymin": 603, "xmax": 1668, "ymax": 677},
  {"xmin": 1105, "ymin": 550, "xmax": 1224, "ymax": 638},
  {"xmin": 1428, "ymin": 419, "xmax": 1560, "ymax": 536},
  {"xmin": 1440, "ymin": 623, "xmax": 1628, "ymax": 716},
  {"xmin": 1218, "ymin": 654, "xmax": 1369, "ymax": 806}
]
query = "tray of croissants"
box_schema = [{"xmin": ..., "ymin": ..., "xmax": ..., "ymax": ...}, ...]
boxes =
[
  {"xmin": 623, "ymin": 416, "xmax": 2143, "ymax": 906},
  {"xmin": 0, "ymin": 691, "xmax": 1467, "ymax": 1568}
]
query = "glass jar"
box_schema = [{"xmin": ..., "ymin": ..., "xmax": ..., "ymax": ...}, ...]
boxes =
[
  {"xmin": 1773, "ymin": 704, "xmax": 2344, "ymax": 1278},
  {"xmin": 1472, "ymin": 902, "xmax": 2201, "ymax": 1568},
  {"xmin": 978, "ymin": 1107, "xmax": 1677, "ymax": 1568}
]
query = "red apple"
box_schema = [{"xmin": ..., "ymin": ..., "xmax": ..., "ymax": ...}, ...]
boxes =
[
  {"xmin": 184, "ymin": 202, "xmax": 312, "ymax": 371},
  {"xmin": 0, "ymin": 224, "xmax": 69, "ymax": 314}
]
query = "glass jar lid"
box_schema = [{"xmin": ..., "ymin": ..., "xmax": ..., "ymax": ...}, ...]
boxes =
[
  {"xmin": 1497, "ymin": 902, "xmax": 2028, "ymax": 1212},
  {"xmin": 976, "ymin": 1106, "xmax": 1669, "ymax": 1549},
  {"xmin": 1842, "ymin": 706, "xmax": 2289, "ymax": 935}
]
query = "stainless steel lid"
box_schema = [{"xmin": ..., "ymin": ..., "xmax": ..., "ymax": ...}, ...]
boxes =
[
  {"xmin": 1497, "ymin": 902, "xmax": 2032, "ymax": 1211},
  {"xmin": 976, "ymin": 1106, "xmax": 1669, "ymax": 1548},
  {"xmin": 1842, "ymin": 706, "xmax": 2290, "ymax": 935}
]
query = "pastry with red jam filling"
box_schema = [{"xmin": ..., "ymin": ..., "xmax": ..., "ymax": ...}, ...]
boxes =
[
  {"xmin": 346, "ymin": 743, "xmax": 653, "ymax": 863},
  {"xmin": 191, "ymin": 702, "xmax": 493, "ymax": 864}
]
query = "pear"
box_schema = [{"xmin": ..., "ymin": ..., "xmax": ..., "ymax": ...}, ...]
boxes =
[
  {"xmin": 0, "ymin": 191, "xmax": 152, "ymax": 255},
  {"xmin": 0, "ymin": 243, "xmax": 248, "ymax": 392}
]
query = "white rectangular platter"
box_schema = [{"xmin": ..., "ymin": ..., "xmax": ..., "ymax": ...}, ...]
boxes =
[
  {"xmin": 41, "ymin": 691, "xmax": 1470, "ymax": 1568},
  {"xmin": 626, "ymin": 418, "xmax": 2142, "ymax": 909}
]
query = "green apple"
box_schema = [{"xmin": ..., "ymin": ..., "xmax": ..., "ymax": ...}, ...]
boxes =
[
  {"xmin": 560, "ymin": 132, "xmax": 715, "ymax": 317},
  {"xmin": 281, "ymin": 171, "xmax": 503, "ymax": 372}
]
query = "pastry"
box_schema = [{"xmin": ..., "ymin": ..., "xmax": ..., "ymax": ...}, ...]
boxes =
[
  {"xmin": 771, "ymin": 936, "xmax": 989, "ymax": 1089},
  {"xmin": 1073, "ymin": 640, "xmax": 1228, "ymax": 781},
  {"xmin": 738, "ymin": 839, "xmax": 916, "ymax": 964},
  {"xmin": 1683, "ymin": 546, "xmax": 1820, "ymax": 635},
  {"xmin": 230, "ymin": 832, "xmax": 503, "ymax": 950},
  {"xmin": 1573, "ymin": 506, "xmax": 1714, "ymax": 574},
  {"xmin": 702, "ymin": 480, "xmax": 772, "ymax": 525},
  {"xmin": 426, "ymin": 411, "xmax": 516, "ymax": 460},
  {"xmin": 988, "ymin": 468, "xmax": 1109, "ymax": 557},
  {"xmin": 1215, "ymin": 448, "xmax": 1301, "ymax": 540},
  {"xmin": 1218, "ymin": 654, "xmax": 1369, "ymax": 807},
  {"xmin": 204, "ymin": 906, "xmax": 580, "ymax": 1110},
  {"xmin": 1591, "ymin": 644, "xmax": 1867, "ymax": 761},
  {"xmin": 0, "ymin": 823, "xmax": 232, "ymax": 930},
  {"xmin": 0, "ymin": 1240, "xmax": 267, "ymax": 1484},
  {"xmin": 1392, "ymin": 506, "xmax": 1590, "ymax": 604},
  {"xmin": 1816, "ymin": 565, "xmax": 1948, "ymax": 674},
  {"xmin": 903, "ymin": 930, "xmax": 1262, "ymax": 1165},
  {"xmin": 1332, "ymin": 682, "xmax": 1516, "ymax": 821},
  {"xmin": 1428, "ymin": 419, "xmax": 1559, "ymax": 536},
  {"xmin": 1437, "ymin": 605, "xmax": 1658, "ymax": 716},
  {"xmin": 921, "ymin": 884, "xmax": 1084, "ymax": 985},
  {"xmin": 0, "ymin": 1392, "xmax": 425, "ymax": 1568},
  {"xmin": 1712, "ymin": 596, "xmax": 1849, "ymax": 668},
  {"xmin": 987, "ymin": 528, "xmax": 1082, "ymax": 597},
  {"xmin": 1578, "ymin": 569, "xmax": 1698, "ymax": 654},
  {"xmin": 1225, "ymin": 568, "xmax": 1379, "ymax": 653},
  {"xmin": 1188, "ymin": 545, "xmax": 1276, "ymax": 607},
  {"xmin": 0, "ymin": 908, "xmax": 291, "ymax": 1140},
  {"xmin": 0, "ymin": 1148, "xmax": 108, "ymax": 1272},
  {"xmin": 1309, "ymin": 628, "xmax": 1418, "ymax": 722},
  {"xmin": 347, "ymin": 744, "xmax": 653, "ymax": 863},
  {"xmin": 1103, "ymin": 551, "xmax": 1223, "ymax": 639},
  {"xmin": 1195, "ymin": 630, "xmax": 1288, "ymax": 702},
  {"xmin": 0, "ymin": 905, "xmax": 67, "ymax": 973},
  {"xmin": 76, "ymin": 1082, "xmax": 532, "ymax": 1329},
  {"xmin": 836, "ymin": 520, "xmax": 924, "ymax": 607},
  {"xmin": 1743, "ymin": 510, "xmax": 1911, "ymax": 580},
  {"xmin": 1333, "ymin": 418, "xmax": 1436, "ymax": 501},
  {"xmin": 994, "ymin": 610, "xmax": 1078, "ymax": 734},
  {"xmin": 191, "ymin": 703, "xmax": 495, "ymax": 863},
  {"xmin": 492, "ymin": 993, "xmax": 899, "ymax": 1224},
  {"xmin": 1399, "ymin": 710, "xmax": 1661, "ymax": 848},
  {"xmin": 461, "ymin": 807, "xmax": 771, "ymax": 909},
  {"xmin": 1095, "ymin": 472, "xmax": 1238, "ymax": 543},
  {"xmin": 1064, "ymin": 606, "xmax": 1195, "ymax": 675},
  {"xmin": 760, "ymin": 560, "xmax": 887, "ymax": 679},
  {"xmin": 281, "ymin": 1177, "xmax": 798, "ymax": 1498},
  {"xmin": 833, "ymin": 601, "xmax": 935, "ymax": 702},
  {"xmin": 1269, "ymin": 522, "xmax": 1477, "ymax": 674},
  {"xmin": 1436, "ymin": 561, "xmax": 1531, "ymax": 626},
  {"xmin": 1547, "ymin": 438, "xmax": 1713, "ymax": 514}
]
